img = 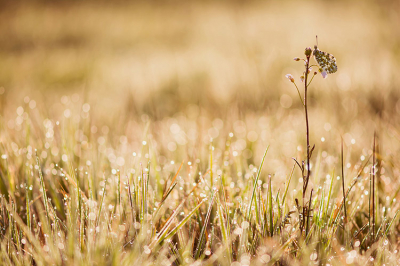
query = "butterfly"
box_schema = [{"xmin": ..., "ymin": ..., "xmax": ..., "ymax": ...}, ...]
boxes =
[{"xmin": 312, "ymin": 39, "xmax": 337, "ymax": 78}]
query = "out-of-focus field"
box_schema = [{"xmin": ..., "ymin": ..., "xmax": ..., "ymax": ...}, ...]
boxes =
[
  {"xmin": 1, "ymin": 0, "xmax": 400, "ymax": 265},
  {"xmin": 1, "ymin": 1, "xmax": 400, "ymax": 112}
]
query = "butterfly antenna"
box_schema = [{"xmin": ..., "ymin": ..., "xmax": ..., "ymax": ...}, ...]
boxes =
[{"xmin": 316, "ymin": 35, "xmax": 318, "ymax": 47}]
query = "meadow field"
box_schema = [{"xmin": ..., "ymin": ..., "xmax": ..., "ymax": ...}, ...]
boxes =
[{"xmin": 1, "ymin": 0, "xmax": 400, "ymax": 265}]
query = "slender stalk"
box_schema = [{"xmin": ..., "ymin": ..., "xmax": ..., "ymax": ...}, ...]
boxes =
[
  {"xmin": 302, "ymin": 50, "xmax": 311, "ymax": 236},
  {"xmin": 293, "ymin": 83, "xmax": 305, "ymax": 106},
  {"xmin": 247, "ymin": 146, "xmax": 269, "ymax": 220},
  {"xmin": 369, "ymin": 168, "xmax": 372, "ymax": 241},
  {"xmin": 35, "ymin": 151, "xmax": 50, "ymax": 226},
  {"xmin": 195, "ymin": 191, "xmax": 216, "ymax": 259},
  {"xmin": 141, "ymin": 163, "xmax": 145, "ymax": 223},
  {"xmin": 268, "ymin": 176, "xmax": 273, "ymax": 237},
  {"xmin": 210, "ymin": 142, "xmax": 213, "ymax": 188},
  {"xmin": 341, "ymin": 137, "xmax": 348, "ymax": 246},
  {"xmin": 341, "ymin": 138, "xmax": 347, "ymax": 220},
  {"xmin": 306, "ymin": 189, "xmax": 313, "ymax": 238},
  {"xmin": 372, "ymin": 132, "xmax": 376, "ymax": 241},
  {"xmin": 303, "ymin": 55, "xmax": 311, "ymax": 198}
]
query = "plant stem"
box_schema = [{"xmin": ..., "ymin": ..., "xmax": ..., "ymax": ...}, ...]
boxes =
[
  {"xmin": 341, "ymin": 137, "xmax": 348, "ymax": 246},
  {"xmin": 306, "ymin": 189, "xmax": 313, "ymax": 238},
  {"xmin": 303, "ymin": 54, "xmax": 311, "ymax": 236},
  {"xmin": 341, "ymin": 138, "xmax": 347, "ymax": 220},
  {"xmin": 293, "ymin": 83, "xmax": 305, "ymax": 106},
  {"xmin": 372, "ymin": 132, "xmax": 376, "ymax": 242}
]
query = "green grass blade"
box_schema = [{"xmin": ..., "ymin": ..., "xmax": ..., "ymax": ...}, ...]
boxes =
[
  {"xmin": 152, "ymin": 198, "xmax": 206, "ymax": 248},
  {"xmin": 385, "ymin": 209, "xmax": 400, "ymax": 236},
  {"xmin": 324, "ymin": 170, "xmax": 334, "ymax": 223},
  {"xmin": 247, "ymin": 146, "xmax": 269, "ymax": 220},
  {"xmin": 96, "ymin": 174, "xmax": 107, "ymax": 228},
  {"xmin": 282, "ymin": 163, "xmax": 295, "ymax": 207},
  {"xmin": 217, "ymin": 201, "xmax": 231, "ymax": 262},
  {"xmin": 195, "ymin": 191, "xmax": 216, "ymax": 259},
  {"xmin": 268, "ymin": 177, "xmax": 273, "ymax": 237}
]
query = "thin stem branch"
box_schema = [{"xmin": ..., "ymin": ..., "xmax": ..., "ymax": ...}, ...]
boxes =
[
  {"xmin": 341, "ymin": 137, "xmax": 347, "ymax": 221},
  {"xmin": 341, "ymin": 137, "xmax": 348, "ymax": 246},
  {"xmin": 306, "ymin": 189, "xmax": 313, "ymax": 238},
  {"xmin": 372, "ymin": 132, "xmax": 376, "ymax": 242},
  {"xmin": 307, "ymin": 73, "xmax": 317, "ymax": 87},
  {"xmin": 293, "ymin": 83, "xmax": 305, "ymax": 106},
  {"xmin": 303, "ymin": 57, "xmax": 311, "ymax": 197}
]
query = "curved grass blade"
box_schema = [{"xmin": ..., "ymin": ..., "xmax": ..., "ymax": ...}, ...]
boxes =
[
  {"xmin": 195, "ymin": 191, "xmax": 216, "ymax": 259},
  {"xmin": 268, "ymin": 176, "xmax": 273, "ymax": 237},
  {"xmin": 247, "ymin": 146, "xmax": 269, "ymax": 220},
  {"xmin": 385, "ymin": 209, "xmax": 400, "ymax": 236},
  {"xmin": 152, "ymin": 198, "xmax": 206, "ymax": 249},
  {"xmin": 217, "ymin": 202, "xmax": 231, "ymax": 263}
]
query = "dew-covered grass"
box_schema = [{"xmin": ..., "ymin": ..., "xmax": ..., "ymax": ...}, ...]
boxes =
[
  {"xmin": 1, "ymin": 1, "xmax": 400, "ymax": 265},
  {"xmin": 2, "ymin": 92, "xmax": 400, "ymax": 265}
]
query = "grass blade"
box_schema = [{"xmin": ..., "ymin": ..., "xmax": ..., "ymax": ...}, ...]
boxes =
[
  {"xmin": 152, "ymin": 198, "xmax": 206, "ymax": 248},
  {"xmin": 385, "ymin": 209, "xmax": 400, "ymax": 236},
  {"xmin": 268, "ymin": 176, "xmax": 273, "ymax": 237},
  {"xmin": 247, "ymin": 146, "xmax": 269, "ymax": 220},
  {"xmin": 195, "ymin": 191, "xmax": 216, "ymax": 259}
]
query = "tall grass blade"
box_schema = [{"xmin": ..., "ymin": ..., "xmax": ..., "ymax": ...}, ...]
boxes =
[
  {"xmin": 195, "ymin": 191, "xmax": 216, "ymax": 259},
  {"xmin": 152, "ymin": 198, "xmax": 206, "ymax": 248},
  {"xmin": 385, "ymin": 209, "xmax": 400, "ymax": 236},
  {"xmin": 268, "ymin": 176, "xmax": 273, "ymax": 237},
  {"xmin": 247, "ymin": 146, "xmax": 269, "ymax": 220}
]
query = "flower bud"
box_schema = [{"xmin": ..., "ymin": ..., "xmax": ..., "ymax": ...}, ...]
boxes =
[
  {"xmin": 285, "ymin": 74, "xmax": 295, "ymax": 83},
  {"xmin": 304, "ymin": 47, "xmax": 312, "ymax": 57},
  {"xmin": 293, "ymin": 57, "xmax": 301, "ymax": 61},
  {"xmin": 300, "ymin": 76, "xmax": 305, "ymax": 82}
]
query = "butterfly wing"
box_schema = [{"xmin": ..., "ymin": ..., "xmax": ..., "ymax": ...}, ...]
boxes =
[{"xmin": 313, "ymin": 48, "xmax": 338, "ymax": 74}]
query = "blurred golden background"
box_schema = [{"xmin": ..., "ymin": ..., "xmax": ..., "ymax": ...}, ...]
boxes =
[{"xmin": 1, "ymin": 0, "xmax": 399, "ymax": 113}]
